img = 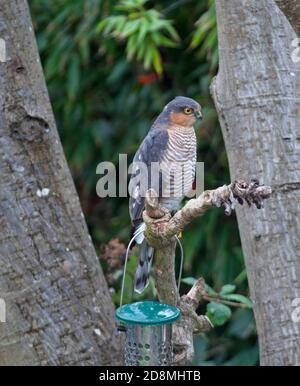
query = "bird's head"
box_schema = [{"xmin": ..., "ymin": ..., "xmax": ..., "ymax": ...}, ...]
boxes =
[{"xmin": 160, "ymin": 96, "xmax": 202, "ymax": 128}]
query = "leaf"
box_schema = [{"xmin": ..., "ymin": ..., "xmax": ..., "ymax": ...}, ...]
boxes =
[
  {"xmin": 234, "ymin": 269, "xmax": 247, "ymax": 285},
  {"xmin": 190, "ymin": 26, "xmax": 206, "ymax": 49},
  {"xmin": 205, "ymin": 283, "xmax": 218, "ymax": 296},
  {"xmin": 96, "ymin": 19, "xmax": 106, "ymax": 33},
  {"xmin": 137, "ymin": 19, "xmax": 149, "ymax": 44},
  {"xmin": 136, "ymin": 42, "xmax": 146, "ymax": 60},
  {"xmin": 67, "ymin": 54, "xmax": 80, "ymax": 100},
  {"xmin": 222, "ymin": 294, "xmax": 253, "ymax": 308},
  {"xmin": 150, "ymin": 31, "xmax": 162, "ymax": 45},
  {"xmin": 114, "ymin": 16, "xmax": 127, "ymax": 35},
  {"xmin": 143, "ymin": 44, "xmax": 154, "ymax": 69},
  {"xmin": 79, "ymin": 38, "xmax": 90, "ymax": 64},
  {"xmin": 206, "ymin": 301, "xmax": 232, "ymax": 326},
  {"xmin": 107, "ymin": 60, "xmax": 130, "ymax": 84},
  {"xmin": 159, "ymin": 35, "xmax": 178, "ymax": 48},
  {"xmin": 152, "ymin": 46, "xmax": 162, "ymax": 74},
  {"xmin": 181, "ymin": 277, "xmax": 197, "ymax": 286},
  {"xmin": 120, "ymin": 19, "xmax": 140, "ymax": 38},
  {"xmin": 220, "ymin": 284, "xmax": 236, "ymax": 295},
  {"xmin": 44, "ymin": 46, "xmax": 61, "ymax": 80},
  {"xmin": 126, "ymin": 34, "xmax": 138, "ymax": 59},
  {"xmin": 164, "ymin": 22, "xmax": 180, "ymax": 41}
]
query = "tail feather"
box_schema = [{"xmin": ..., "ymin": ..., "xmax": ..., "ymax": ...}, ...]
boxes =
[
  {"xmin": 129, "ymin": 222, "xmax": 145, "ymax": 250},
  {"xmin": 134, "ymin": 239, "xmax": 154, "ymax": 294}
]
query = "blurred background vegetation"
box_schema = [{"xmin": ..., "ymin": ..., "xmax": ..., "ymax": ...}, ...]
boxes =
[{"xmin": 29, "ymin": 0, "xmax": 258, "ymax": 365}]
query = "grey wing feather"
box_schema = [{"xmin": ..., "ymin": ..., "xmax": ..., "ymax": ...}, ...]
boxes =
[{"xmin": 129, "ymin": 128, "xmax": 169, "ymax": 225}]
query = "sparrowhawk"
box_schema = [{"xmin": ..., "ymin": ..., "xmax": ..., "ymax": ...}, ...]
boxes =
[{"xmin": 129, "ymin": 96, "xmax": 202, "ymax": 293}]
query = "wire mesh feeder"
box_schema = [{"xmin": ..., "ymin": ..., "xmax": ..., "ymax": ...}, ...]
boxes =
[
  {"xmin": 116, "ymin": 301, "xmax": 180, "ymax": 366},
  {"xmin": 116, "ymin": 230, "xmax": 183, "ymax": 366},
  {"xmin": 116, "ymin": 229, "xmax": 183, "ymax": 366}
]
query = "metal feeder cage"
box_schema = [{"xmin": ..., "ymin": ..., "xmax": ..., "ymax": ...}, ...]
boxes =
[
  {"xmin": 116, "ymin": 228, "xmax": 183, "ymax": 366},
  {"xmin": 116, "ymin": 301, "xmax": 180, "ymax": 366}
]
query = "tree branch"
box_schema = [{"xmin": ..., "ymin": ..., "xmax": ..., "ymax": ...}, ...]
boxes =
[{"xmin": 143, "ymin": 179, "xmax": 272, "ymax": 365}]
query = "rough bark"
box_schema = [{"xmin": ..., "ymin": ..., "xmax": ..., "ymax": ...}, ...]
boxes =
[
  {"xmin": 275, "ymin": 0, "xmax": 300, "ymax": 36},
  {"xmin": 0, "ymin": 1, "xmax": 122, "ymax": 365},
  {"xmin": 143, "ymin": 181, "xmax": 271, "ymax": 364},
  {"xmin": 211, "ymin": 0, "xmax": 300, "ymax": 366}
]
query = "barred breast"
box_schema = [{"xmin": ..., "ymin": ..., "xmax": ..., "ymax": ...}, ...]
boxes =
[{"xmin": 159, "ymin": 126, "xmax": 197, "ymax": 212}]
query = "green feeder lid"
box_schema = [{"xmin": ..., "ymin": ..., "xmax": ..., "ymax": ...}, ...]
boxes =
[{"xmin": 116, "ymin": 301, "xmax": 180, "ymax": 326}]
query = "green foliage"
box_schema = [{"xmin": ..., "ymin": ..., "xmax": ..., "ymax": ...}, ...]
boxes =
[
  {"xmin": 29, "ymin": 0, "xmax": 258, "ymax": 366},
  {"xmin": 182, "ymin": 278, "xmax": 252, "ymax": 327},
  {"xmin": 190, "ymin": 0, "xmax": 218, "ymax": 71},
  {"xmin": 220, "ymin": 284, "xmax": 236, "ymax": 295},
  {"xmin": 207, "ymin": 301, "xmax": 232, "ymax": 327},
  {"xmin": 181, "ymin": 277, "xmax": 197, "ymax": 286},
  {"xmin": 97, "ymin": 0, "xmax": 180, "ymax": 74},
  {"xmin": 193, "ymin": 308, "xmax": 258, "ymax": 365}
]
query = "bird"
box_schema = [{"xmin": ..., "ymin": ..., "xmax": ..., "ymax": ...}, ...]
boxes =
[{"xmin": 128, "ymin": 96, "xmax": 202, "ymax": 294}]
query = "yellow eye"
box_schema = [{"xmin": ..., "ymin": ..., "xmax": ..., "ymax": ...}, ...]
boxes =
[{"xmin": 184, "ymin": 107, "xmax": 193, "ymax": 115}]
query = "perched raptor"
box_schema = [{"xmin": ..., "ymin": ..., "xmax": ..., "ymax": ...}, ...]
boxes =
[{"xmin": 129, "ymin": 96, "xmax": 202, "ymax": 293}]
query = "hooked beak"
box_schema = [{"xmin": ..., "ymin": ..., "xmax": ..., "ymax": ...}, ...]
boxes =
[{"xmin": 194, "ymin": 110, "xmax": 202, "ymax": 120}]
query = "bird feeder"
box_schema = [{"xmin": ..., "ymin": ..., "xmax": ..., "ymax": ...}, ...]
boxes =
[
  {"xmin": 116, "ymin": 300, "xmax": 180, "ymax": 366},
  {"xmin": 117, "ymin": 229, "xmax": 183, "ymax": 366}
]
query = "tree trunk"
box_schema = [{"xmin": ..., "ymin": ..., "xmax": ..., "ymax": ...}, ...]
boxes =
[
  {"xmin": 211, "ymin": 0, "xmax": 300, "ymax": 365},
  {"xmin": 0, "ymin": 0, "xmax": 122, "ymax": 365}
]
